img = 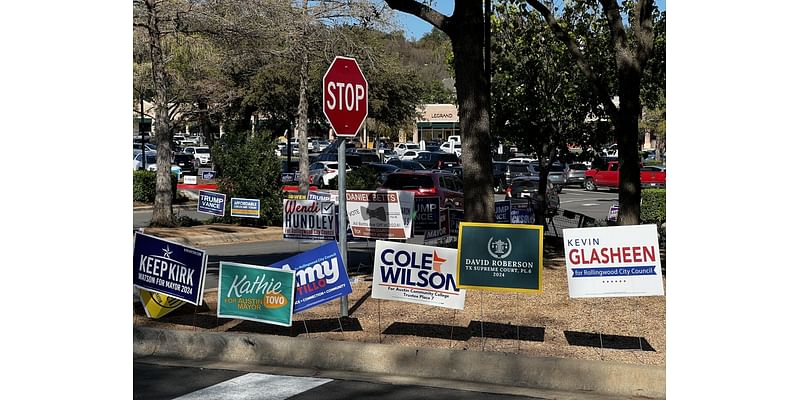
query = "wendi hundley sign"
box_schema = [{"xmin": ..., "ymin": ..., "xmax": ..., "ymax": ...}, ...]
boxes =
[{"xmin": 562, "ymin": 224, "xmax": 664, "ymax": 298}]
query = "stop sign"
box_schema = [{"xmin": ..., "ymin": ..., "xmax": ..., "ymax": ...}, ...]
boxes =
[{"xmin": 322, "ymin": 56, "xmax": 368, "ymax": 137}]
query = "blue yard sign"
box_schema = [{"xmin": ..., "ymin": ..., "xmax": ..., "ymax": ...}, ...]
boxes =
[
  {"xmin": 268, "ymin": 241, "xmax": 352, "ymax": 313},
  {"xmin": 198, "ymin": 190, "xmax": 226, "ymax": 216},
  {"xmin": 231, "ymin": 197, "xmax": 261, "ymax": 219},
  {"xmin": 133, "ymin": 232, "xmax": 208, "ymax": 305},
  {"xmin": 495, "ymin": 200, "xmax": 511, "ymax": 223}
]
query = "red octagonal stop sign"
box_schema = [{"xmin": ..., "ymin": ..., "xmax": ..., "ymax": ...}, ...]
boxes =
[{"xmin": 322, "ymin": 56, "xmax": 368, "ymax": 137}]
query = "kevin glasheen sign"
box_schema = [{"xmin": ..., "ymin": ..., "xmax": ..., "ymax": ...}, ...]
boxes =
[
  {"xmin": 562, "ymin": 225, "xmax": 664, "ymax": 298},
  {"xmin": 457, "ymin": 222, "xmax": 543, "ymax": 293}
]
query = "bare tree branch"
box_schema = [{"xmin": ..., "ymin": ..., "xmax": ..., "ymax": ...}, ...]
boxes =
[{"xmin": 384, "ymin": 0, "xmax": 451, "ymax": 33}]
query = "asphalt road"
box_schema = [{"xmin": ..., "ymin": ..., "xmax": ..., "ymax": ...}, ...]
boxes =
[{"xmin": 134, "ymin": 362, "xmax": 546, "ymax": 400}]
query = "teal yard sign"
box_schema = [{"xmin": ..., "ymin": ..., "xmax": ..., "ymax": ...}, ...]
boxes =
[
  {"xmin": 217, "ymin": 262, "xmax": 296, "ymax": 327},
  {"xmin": 457, "ymin": 222, "xmax": 543, "ymax": 293}
]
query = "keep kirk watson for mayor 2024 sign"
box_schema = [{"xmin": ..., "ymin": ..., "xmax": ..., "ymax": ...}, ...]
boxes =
[
  {"xmin": 133, "ymin": 233, "xmax": 208, "ymax": 305},
  {"xmin": 562, "ymin": 225, "xmax": 664, "ymax": 298}
]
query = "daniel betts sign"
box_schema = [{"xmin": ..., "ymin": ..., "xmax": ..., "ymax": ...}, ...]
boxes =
[
  {"xmin": 562, "ymin": 225, "xmax": 664, "ymax": 298},
  {"xmin": 457, "ymin": 222, "xmax": 543, "ymax": 293}
]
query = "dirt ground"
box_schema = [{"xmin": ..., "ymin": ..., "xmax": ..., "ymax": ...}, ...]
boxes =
[{"xmin": 133, "ymin": 242, "xmax": 666, "ymax": 367}]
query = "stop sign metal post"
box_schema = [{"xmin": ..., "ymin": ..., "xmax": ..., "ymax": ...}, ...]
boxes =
[{"xmin": 323, "ymin": 56, "xmax": 368, "ymax": 318}]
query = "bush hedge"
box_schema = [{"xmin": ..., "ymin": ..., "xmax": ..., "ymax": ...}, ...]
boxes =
[
  {"xmin": 133, "ymin": 170, "xmax": 177, "ymax": 203},
  {"xmin": 641, "ymin": 189, "xmax": 666, "ymax": 224}
]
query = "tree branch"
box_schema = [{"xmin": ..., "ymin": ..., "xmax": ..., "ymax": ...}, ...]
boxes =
[
  {"xmin": 384, "ymin": 0, "xmax": 451, "ymax": 34},
  {"xmin": 634, "ymin": 0, "xmax": 655, "ymax": 67},
  {"xmin": 526, "ymin": 0, "xmax": 618, "ymax": 117}
]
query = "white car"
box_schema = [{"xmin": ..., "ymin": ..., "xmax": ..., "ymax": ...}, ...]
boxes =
[
  {"xmin": 507, "ymin": 157, "xmax": 535, "ymax": 164},
  {"xmin": 399, "ymin": 150, "xmax": 425, "ymax": 160},
  {"xmin": 395, "ymin": 143, "xmax": 421, "ymax": 157},
  {"xmin": 133, "ymin": 151, "xmax": 157, "ymax": 171},
  {"xmin": 184, "ymin": 146, "xmax": 212, "ymax": 166},
  {"xmin": 309, "ymin": 161, "xmax": 352, "ymax": 187},
  {"xmin": 440, "ymin": 142, "xmax": 462, "ymax": 157}
]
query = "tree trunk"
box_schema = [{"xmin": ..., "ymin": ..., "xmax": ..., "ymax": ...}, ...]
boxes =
[
  {"xmin": 145, "ymin": 0, "xmax": 174, "ymax": 227},
  {"xmin": 297, "ymin": 47, "xmax": 310, "ymax": 194},
  {"xmin": 616, "ymin": 71, "xmax": 642, "ymax": 225},
  {"xmin": 450, "ymin": 4, "xmax": 494, "ymax": 222}
]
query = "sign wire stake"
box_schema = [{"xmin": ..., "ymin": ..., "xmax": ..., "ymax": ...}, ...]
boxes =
[
  {"xmin": 480, "ymin": 291, "xmax": 485, "ymax": 351},
  {"xmin": 337, "ymin": 316, "xmax": 345, "ymax": 335},
  {"xmin": 303, "ymin": 318, "xmax": 309, "ymax": 336},
  {"xmin": 378, "ymin": 298, "xmax": 382, "ymax": 344}
]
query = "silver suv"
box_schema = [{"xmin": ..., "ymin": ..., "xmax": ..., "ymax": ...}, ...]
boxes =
[{"xmin": 527, "ymin": 162, "xmax": 566, "ymax": 193}]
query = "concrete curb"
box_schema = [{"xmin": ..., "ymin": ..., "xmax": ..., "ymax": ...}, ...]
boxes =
[
  {"xmin": 134, "ymin": 327, "xmax": 665, "ymax": 399},
  {"xmin": 140, "ymin": 227, "xmax": 284, "ymax": 247}
]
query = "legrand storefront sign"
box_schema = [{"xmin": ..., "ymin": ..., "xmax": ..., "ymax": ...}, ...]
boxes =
[{"xmin": 416, "ymin": 104, "xmax": 458, "ymax": 123}]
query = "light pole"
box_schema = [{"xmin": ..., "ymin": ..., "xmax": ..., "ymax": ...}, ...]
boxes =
[{"xmin": 139, "ymin": 96, "xmax": 146, "ymax": 170}]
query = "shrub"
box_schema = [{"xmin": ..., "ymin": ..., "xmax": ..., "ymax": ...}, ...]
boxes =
[
  {"xmin": 133, "ymin": 171, "xmax": 177, "ymax": 203},
  {"xmin": 641, "ymin": 189, "xmax": 666, "ymax": 224},
  {"xmin": 209, "ymin": 131, "xmax": 283, "ymax": 226},
  {"xmin": 328, "ymin": 167, "xmax": 382, "ymax": 190}
]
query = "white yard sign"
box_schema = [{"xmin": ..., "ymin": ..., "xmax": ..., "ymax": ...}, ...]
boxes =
[
  {"xmin": 372, "ymin": 241, "xmax": 465, "ymax": 310},
  {"xmin": 563, "ymin": 225, "xmax": 664, "ymax": 298},
  {"xmin": 345, "ymin": 190, "xmax": 413, "ymax": 240}
]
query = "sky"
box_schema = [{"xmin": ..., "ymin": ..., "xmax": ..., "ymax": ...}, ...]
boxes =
[{"xmin": 397, "ymin": 0, "xmax": 667, "ymax": 41}]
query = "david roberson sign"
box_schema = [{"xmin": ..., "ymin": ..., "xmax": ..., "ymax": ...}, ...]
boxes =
[
  {"xmin": 457, "ymin": 222, "xmax": 543, "ymax": 293},
  {"xmin": 133, "ymin": 233, "xmax": 208, "ymax": 305}
]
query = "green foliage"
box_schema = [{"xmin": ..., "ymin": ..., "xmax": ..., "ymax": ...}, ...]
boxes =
[
  {"xmin": 209, "ymin": 131, "xmax": 284, "ymax": 226},
  {"xmin": 641, "ymin": 189, "xmax": 666, "ymax": 224},
  {"xmin": 328, "ymin": 167, "xmax": 381, "ymax": 190},
  {"xmin": 133, "ymin": 171, "xmax": 177, "ymax": 203}
]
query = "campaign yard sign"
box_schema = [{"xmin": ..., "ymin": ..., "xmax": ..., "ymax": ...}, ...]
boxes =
[
  {"xmin": 345, "ymin": 190, "xmax": 413, "ymax": 240},
  {"xmin": 510, "ymin": 203, "xmax": 531, "ymax": 224},
  {"xmin": 197, "ymin": 190, "xmax": 226, "ymax": 216},
  {"xmin": 413, "ymin": 197, "xmax": 440, "ymax": 232},
  {"xmin": 372, "ymin": 241, "xmax": 465, "ymax": 310},
  {"xmin": 268, "ymin": 241, "xmax": 352, "ymax": 313},
  {"xmin": 133, "ymin": 233, "xmax": 208, "ymax": 305},
  {"xmin": 283, "ymin": 199, "xmax": 336, "ymax": 240},
  {"xmin": 231, "ymin": 197, "xmax": 261, "ymax": 218},
  {"xmin": 563, "ymin": 225, "xmax": 664, "ymax": 298},
  {"xmin": 217, "ymin": 262, "xmax": 296, "ymax": 327},
  {"xmin": 139, "ymin": 289, "xmax": 186, "ymax": 319},
  {"xmin": 494, "ymin": 200, "xmax": 511, "ymax": 223},
  {"xmin": 457, "ymin": 222, "xmax": 543, "ymax": 293}
]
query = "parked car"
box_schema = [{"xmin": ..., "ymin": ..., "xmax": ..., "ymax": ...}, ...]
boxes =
[
  {"xmin": 584, "ymin": 160, "xmax": 666, "ymax": 191},
  {"xmin": 309, "ymin": 161, "xmax": 352, "ymax": 187},
  {"xmin": 399, "ymin": 150, "xmax": 424, "ymax": 160},
  {"xmin": 395, "ymin": 142, "xmax": 421, "ymax": 157},
  {"xmin": 360, "ymin": 163, "xmax": 401, "ymax": 185},
  {"xmin": 386, "ymin": 159, "xmax": 427, "ymax": 171},
  {"xmin": 506, "ymin": 157, "xmax": 535, "ymax": 163},
  {"xmin": 183, "ymin": 146, "xmax": 212, "ymax": 166},
  {"xmin": 381, "ymin": 170, "xmax": 464, "ymax": 210},
  {"xmin": 311, "ymin": 139, "xmax": 330, "ymax": 152},
  {"xmin": 424, "ymin": 140, "xmax": 442, "ymax": 151},
  {"xmin": 172, "ymin": 153, "xmax": 197, "ymax": 174},
  {"xmin": 505, "ymin": 177, "xmax": 560, "ymax": 218},
  {"xmin": 528, "ymin": 162, "xmax": 566, "ymax": 193},
  {"xmin": 493, "ymin": 161, "xmax": 533, "ymax": 193},
  {"xmin": 439, "ymin": 141, "xmax": 462, "ymax": 157},
  {"xmin": 415, "ymin": 151, "xmax": 461, "ymax": 169},
  {"xmin": 641, "ymin": 165, "xmax": 666, "ymax": 172},
  {"xmin": 565, "ymin": 163, "xmax": 589, "ymax": 187},
  {"xmin": 133, "ymin": 151, "xmax": 157, "ymax": 171}
]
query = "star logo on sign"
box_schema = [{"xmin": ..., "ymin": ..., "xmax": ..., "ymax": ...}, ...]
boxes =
[{"xmin": 162, "ymin": 246, "xmax": 173, "ymax": 259}]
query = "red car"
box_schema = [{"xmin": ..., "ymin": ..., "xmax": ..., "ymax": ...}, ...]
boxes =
[{"xmin": 380, "ymin": 170, "xmax": 464, "ymax": 209}]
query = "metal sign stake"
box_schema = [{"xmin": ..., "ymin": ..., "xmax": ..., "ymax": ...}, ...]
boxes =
[{"xmin": 338, "ymin": 139, "xmax": 349, "ymax": 317}]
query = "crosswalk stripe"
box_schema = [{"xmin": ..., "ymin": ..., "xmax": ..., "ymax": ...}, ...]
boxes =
[{"xmin": 173, "ymin": 373, "xmax": 332, "ymax": 400}]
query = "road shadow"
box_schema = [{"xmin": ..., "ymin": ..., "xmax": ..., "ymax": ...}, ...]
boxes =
[
  {"xmin": 468, "ymin": 321, "xmax": 545, "ymax": 342},
  {"xmin": 380, "ymin": 321, "xmax": 545, "ymax": 342},
  {"xmin": 381, "ymin": 322, "xmax": 472, "ymax": 341},
  {"xmin": 133, "ymin": 302, "xmax": 234, "ymax": 330},
  {"xmin": 229, "ymin": 316, "xmax": 363, "ymax": 337},
  {"xmin": 564, "ymin": 330, "xmax": 656, "ymax": 351}
]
